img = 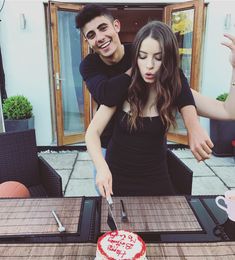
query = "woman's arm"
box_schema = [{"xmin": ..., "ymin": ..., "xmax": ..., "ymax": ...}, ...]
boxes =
[
  {"xmin": 192, "ymin": 84, "xmax": 235, "ymax": 120},
  {"xmin": 193, "ymin": 33, "xmax": 235, "ymax": 120},
  {"xmin": 85, "ymin": 105, "xmax": 116, "ymax": 198}
]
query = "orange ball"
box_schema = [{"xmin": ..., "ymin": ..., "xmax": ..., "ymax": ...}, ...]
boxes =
[{"xmin": 0, "ymin": 181, "xmax": 31, "ymax": 198}]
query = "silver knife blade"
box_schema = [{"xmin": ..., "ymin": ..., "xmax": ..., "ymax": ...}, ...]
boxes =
[{"xmin": 106, "ymin": 197, "xmax": 118, "ymax": 231}]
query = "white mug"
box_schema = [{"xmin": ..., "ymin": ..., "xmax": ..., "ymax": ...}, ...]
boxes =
[{"xmin": 215, "ymin": 190, "xmax": 235, "ymax": 221}]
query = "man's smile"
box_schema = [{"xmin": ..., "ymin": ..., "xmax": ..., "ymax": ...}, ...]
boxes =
[{"xmin": 98, "ymin": 40, "xmax": 111, "ymax": 49}]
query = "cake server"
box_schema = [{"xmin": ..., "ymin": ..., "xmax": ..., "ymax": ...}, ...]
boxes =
[
  {"xmin": 52, "ymin": 210, "xmax": 66, "ymax": 233},
  {"xmin": 106, "ymin": 197, "xmax": 118, "ymax": 231}
]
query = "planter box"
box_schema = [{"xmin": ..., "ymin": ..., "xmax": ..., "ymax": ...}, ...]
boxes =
[
  {"xmin": 4, "ymin": 117, "xmax": 34, "ymax": 132},
  {"xmin": 210, "ymin": 119, "xmax": 235, "ymax": 156}
]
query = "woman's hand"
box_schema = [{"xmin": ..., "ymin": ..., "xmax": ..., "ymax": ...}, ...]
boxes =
[
  {"xmin": 96, "ymin": 166, "xmax": 113, "ymax": 198},
  {"xmin": 222, "ymin": 34, "xmax": 235, "ymax": 68}
]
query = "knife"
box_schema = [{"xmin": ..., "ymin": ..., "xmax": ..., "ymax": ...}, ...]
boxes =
[
  {"xmin": 106, "ymin": 197, "xmax": 118, "ymax": 231},
  {"xmin": 120, "ymin": 199, "xmax": 128, "ymax": 222}
]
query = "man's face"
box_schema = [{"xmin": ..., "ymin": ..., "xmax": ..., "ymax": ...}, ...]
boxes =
[{"xmin": 83, "ymin": 16, "xmax": 121, "ymax": 59}]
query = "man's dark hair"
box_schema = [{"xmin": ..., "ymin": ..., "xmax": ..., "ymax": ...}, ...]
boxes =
[{"xmin": 75, "ymin": 4, "xmax": 114, "ymax": 30}]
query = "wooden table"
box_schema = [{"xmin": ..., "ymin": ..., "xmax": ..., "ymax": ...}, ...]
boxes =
[
  {"xmin": 0, "ymin": 195, "xmax": 234, "ymax": 258},
  {"xmin": 0, "ymin": 242, "xmax": 235, "ymax": 259}
]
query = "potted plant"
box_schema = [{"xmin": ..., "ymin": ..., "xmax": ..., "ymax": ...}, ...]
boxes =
[
  {"xmin": 2, "ymin": 95, "xmax": 34, "ymax": 132},
  {"xmin": 210, "ymin": 93, "xmax": 235, "ymax": 156}
]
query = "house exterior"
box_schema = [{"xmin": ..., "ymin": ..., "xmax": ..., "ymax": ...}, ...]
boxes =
[{"xmin": 0, "ymin": 0, "xmax": 234, "ymax": 145}]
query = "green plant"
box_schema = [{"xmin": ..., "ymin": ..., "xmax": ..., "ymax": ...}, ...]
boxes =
[
  {"xmin": 3, "ymin": 95, "xmax": 33, "ymax": 120},
  {"xmin": 216, "ymin": 93, "xmax": 228, "ymax": 102}
]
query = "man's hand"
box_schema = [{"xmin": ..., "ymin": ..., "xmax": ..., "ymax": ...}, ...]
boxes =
[
  {"xmin": 187, "ymin": 122, "xmax": 214, "ymax": 161},
  {"xmin": 181, "ymin": 105, "xmax": 214, "ymax": 162},
  {"xmin": 96, "ymin": 166, "xmax": 113, "ymax": 198}
]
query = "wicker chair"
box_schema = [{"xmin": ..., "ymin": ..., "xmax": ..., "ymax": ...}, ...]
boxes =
[
  {"xmin": 0, "ymin": 129, "xmax": 63, "ymax": 197},
  {"xmin": 167, "ymin": 149, "xmax": 193, "ymax": 195}
]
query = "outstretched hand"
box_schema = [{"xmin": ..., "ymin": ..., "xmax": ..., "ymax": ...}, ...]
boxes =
[{"xmin": 222, "ymin": 34, "xmax": 235, "ymax": 68}]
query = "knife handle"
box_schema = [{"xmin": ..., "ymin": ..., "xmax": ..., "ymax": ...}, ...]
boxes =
[{"xmin": 107, "ymin": 196, "xmax": 113, "ymax": 205}]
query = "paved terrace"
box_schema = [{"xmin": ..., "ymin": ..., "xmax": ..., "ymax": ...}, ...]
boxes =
[{"xmin": 39, "ymin": 149, "xmax": 235, "ymax": 197}]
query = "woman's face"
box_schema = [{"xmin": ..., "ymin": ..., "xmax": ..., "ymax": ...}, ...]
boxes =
[{"xmin": 137, "ymin": 36, "xmax": 162, "ymax": 84}]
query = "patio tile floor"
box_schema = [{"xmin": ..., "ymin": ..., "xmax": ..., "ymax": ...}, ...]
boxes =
[{"xmin": 39, "ymin": 148, "xmax": 235, "ymax": 197}]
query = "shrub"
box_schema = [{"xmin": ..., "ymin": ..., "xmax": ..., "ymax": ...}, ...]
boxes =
[
  {"xmin": 216, "ymin": 93, "xmax": 228, "ymax": 102},
  {"xmin": 3, "ymin": 95, "xmax": 33, "ymax": 120}
]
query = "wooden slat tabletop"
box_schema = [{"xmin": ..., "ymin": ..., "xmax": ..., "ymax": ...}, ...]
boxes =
[
  {"xmin": 0, "ymin": 198, "xmax": 83, "ymax": 236},
  {"xmin": 101, "ymin": 196, "xmax": 202, "ymax": 233},
  {"xmin": 0, "ymin": 243, "xmax": 96, "ymax": 259},
  {"xmin": 146, "ymin": 242, "xmax": 235, "ymax": 259},
  {"xmin": 0, "ymin": 242, "xmax": 234, "ymax": 259}
]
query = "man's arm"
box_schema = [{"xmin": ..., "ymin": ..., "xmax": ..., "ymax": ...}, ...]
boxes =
[
  {"xmin": 80, "ymin": 55, "xmax": 131, "ymax": 106},
  {"xmin": 180, "ymin": 105, "xmax": 214, "ymax": 161},
  {"xmin": 176, "ymin": 70, "xmax": 213, "ymax": 161}
]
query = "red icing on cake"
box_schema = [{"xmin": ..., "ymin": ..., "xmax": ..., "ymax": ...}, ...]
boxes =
[{"xmin": 97, "ymin": 230, "xmax": 146, "ymax": 260}]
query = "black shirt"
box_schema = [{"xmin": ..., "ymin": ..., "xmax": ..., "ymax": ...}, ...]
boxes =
[{"xmin": 80, "ymin": 44, "xmax": 132, "ymax": 106}]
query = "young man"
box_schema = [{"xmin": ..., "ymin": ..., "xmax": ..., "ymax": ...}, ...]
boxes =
[{"xmin": 76, "ymin": 4, "xmax": 213, "ymax": 162}]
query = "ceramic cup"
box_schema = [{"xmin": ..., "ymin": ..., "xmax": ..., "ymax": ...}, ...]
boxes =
[{"xmin": 215, "ymin": 190, "xmax": 235, "ymax": 221}]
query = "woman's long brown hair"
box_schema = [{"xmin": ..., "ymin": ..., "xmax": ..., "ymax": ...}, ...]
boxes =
[{"xmin": 127, "ymin": 21, "xmax": 181, "ymax": 132}]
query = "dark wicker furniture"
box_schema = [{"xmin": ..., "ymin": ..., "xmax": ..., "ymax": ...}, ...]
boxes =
[
  {"xmin": 0, "ymin": 129, "xmax": 63, "ymax": 197},
  {"xmin": 167, "ymin": 149, "xmax": 193, "ymax": 195}
]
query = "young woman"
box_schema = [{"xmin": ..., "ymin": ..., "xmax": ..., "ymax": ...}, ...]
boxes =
[{"xmin": 85, "ymin": 21, "xmax": 235, "ymax": 198}]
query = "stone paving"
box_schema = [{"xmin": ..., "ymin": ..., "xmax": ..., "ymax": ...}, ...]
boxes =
[{"xmin": 39, "ymin": 148, "xmax": 235, "ymax": 197}]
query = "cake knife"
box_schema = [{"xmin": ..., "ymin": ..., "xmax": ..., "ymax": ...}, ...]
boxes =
[{"xmin": 106, "ymin": 197, "xmax": 118, "ymax": 231}]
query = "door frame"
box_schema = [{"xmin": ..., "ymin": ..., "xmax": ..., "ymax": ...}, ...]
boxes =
[
  {"xmin": 49, "ymin": 1, "xmax": 90, "ymax": 145},
  {"xmin": 164, "ymin": 0, "xmax": 205, "ymax": 144},
  {"xmin": 47, "ymin": 1, "xmax": 205, "ymax": 146}
]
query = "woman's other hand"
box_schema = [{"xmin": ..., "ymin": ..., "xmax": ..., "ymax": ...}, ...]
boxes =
[{"xmin": 222, "ymin": 34, "xmax": 235, "ymax": 68}]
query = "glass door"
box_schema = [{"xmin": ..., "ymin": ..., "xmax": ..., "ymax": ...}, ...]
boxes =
[
  {"xmin": 49, "ymin": 2, "xmax": 90, "ymax": 145},
  {"xmin": 0, "ymin": 93, "xmax": 5, "ymax": 132},
  {"xmin": 164, "ymin": 0, "xmax": 205, "ymax": 144}
]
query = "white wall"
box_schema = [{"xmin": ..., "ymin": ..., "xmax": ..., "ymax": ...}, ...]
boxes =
[
  {"xmin": 200, "ymin": 0, "xmax": 235, "ymax": 130},
  {"xmin": 0, "ymin": 0, "xmax": 188, "ymax": 145},
  {"xmin": 0, "ymin": 0, "xmax": 52, "ymax": 145},
  {"xmin": 0, "ymin": 0, "xmax": 234, "ymax": 144}
]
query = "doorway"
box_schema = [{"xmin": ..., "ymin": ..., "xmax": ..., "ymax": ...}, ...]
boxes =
[{"xmin": 48, "ymin": 0, "xmax": 204, "ymax": 145}]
